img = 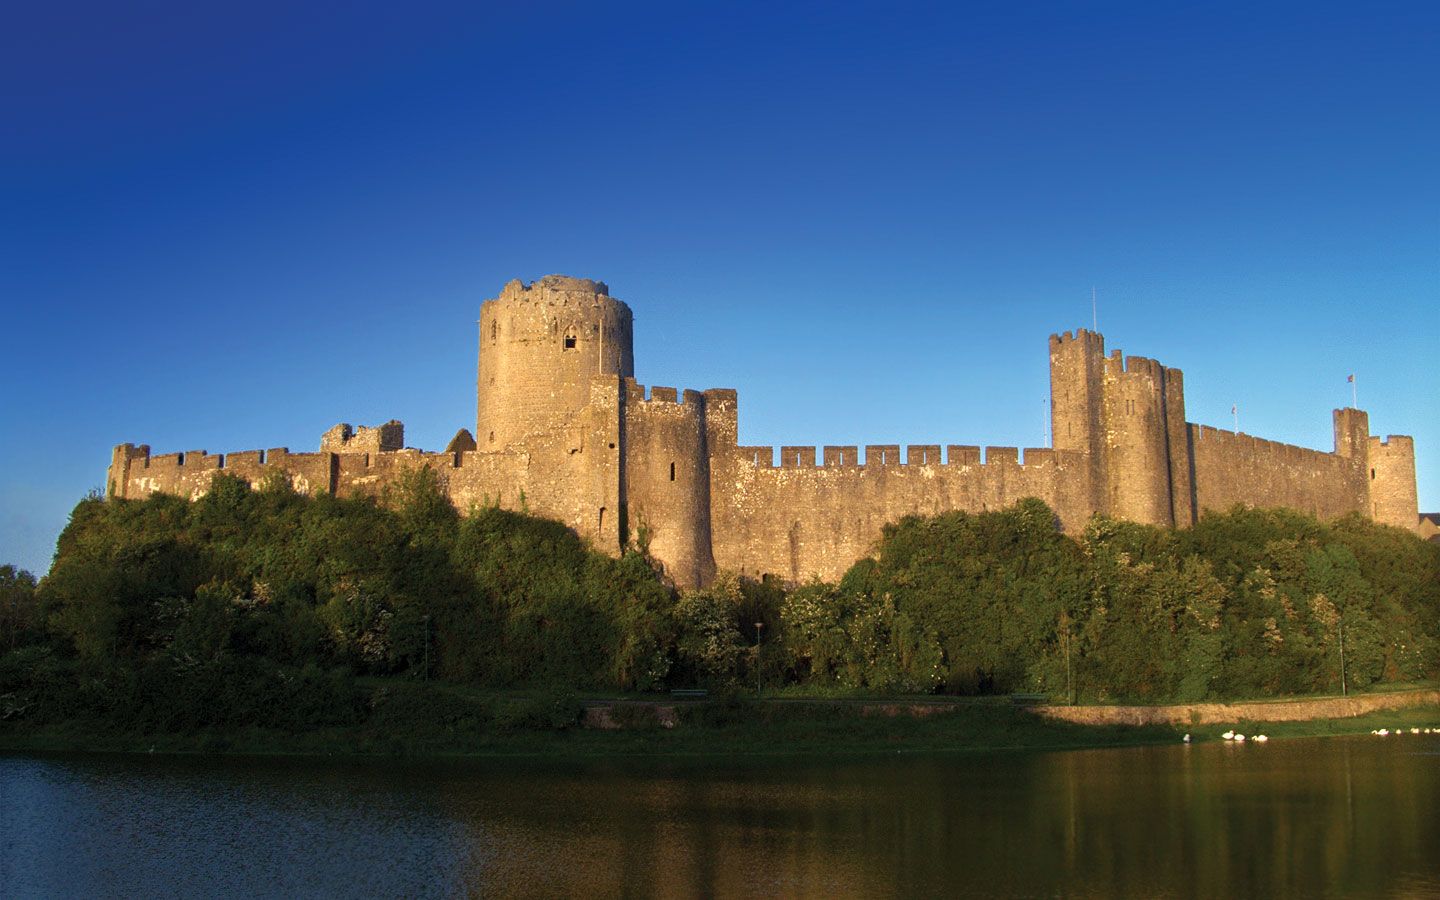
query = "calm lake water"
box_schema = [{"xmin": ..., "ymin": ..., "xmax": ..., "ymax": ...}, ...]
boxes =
[{"xmin": 3, "ymin": 737, "xmax": 1438, "ymax": 898}]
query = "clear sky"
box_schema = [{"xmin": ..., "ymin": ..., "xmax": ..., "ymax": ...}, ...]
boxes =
[{"xmin": 3, "ymin": 1, "xmax": 1437, "ymax": 575}]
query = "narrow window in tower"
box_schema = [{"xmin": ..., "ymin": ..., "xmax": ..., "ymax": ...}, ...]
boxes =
[
  {"xmin": 1371, "ymin": 468, "xmax": 1376, "ymax": 480},
  {"xmin": 490, "ymin": 320, "xmax": 497, "ymax": 343},
  {"xmin": 599, "ymin": 507, "xmax": 606, "ymax": 529},
  {"xmin": 489, "ymin": 431, "xmax": 495, "ymax": 444},
  {"xmin": 563, "ymin": 325, "xmax": 577, "ymax": 350},
  {"xmin": 670, "ymin": 462, "xmax": 676, "ymax": 481}
]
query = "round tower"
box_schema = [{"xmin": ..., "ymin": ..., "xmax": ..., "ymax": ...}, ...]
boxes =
[
  {"xmin": 1101, "ymin": 353, "xmax": 1175, "ymax": 527},
  {"xmin": 476, "ymin": 275, "xmax": 634, "ymax": 448}
]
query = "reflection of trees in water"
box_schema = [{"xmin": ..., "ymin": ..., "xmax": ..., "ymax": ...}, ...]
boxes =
[
  {"xmin": 19, "ymin": 744, "xmax": 1433, "ymax": 896},
  {"xmin": 431, "ymin": 741, "xmax": 1440, "ymax": 896}
]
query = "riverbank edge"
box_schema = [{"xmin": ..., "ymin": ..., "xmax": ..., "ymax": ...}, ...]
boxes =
[
  {"xmin": 5, "ymin": 696, "xmax": 1437, "ymax": 761},
  {"xmin": 1034, "ymin": 687, "xmax": 1440, "ymax": 726}
]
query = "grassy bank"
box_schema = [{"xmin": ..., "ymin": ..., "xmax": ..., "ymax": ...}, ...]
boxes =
[{"xmin": 5, "ymin": 679, "xmax": 1436, "ymax": 759}]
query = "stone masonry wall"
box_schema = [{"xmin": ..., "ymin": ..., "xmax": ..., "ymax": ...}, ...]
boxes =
[
  {"xmin": 706, "ymin": 442, "xmax": 1091, "ymax": 583},
  {"xmin": 1187, "ymin": 423, "xmax": 1368, "ymax": 521}
]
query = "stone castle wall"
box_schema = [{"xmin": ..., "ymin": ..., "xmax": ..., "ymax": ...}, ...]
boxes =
[
  {"xmin": 107, "ymin": 275, "xmax": 1423, "ymax": 588},
  {"xmin": 707, "ymin": 443, "xmax": 1091, "ymax": 583},
  {"xmin": 1188, "ymin": 423, "xmax": 1368, "ymax": 521}
]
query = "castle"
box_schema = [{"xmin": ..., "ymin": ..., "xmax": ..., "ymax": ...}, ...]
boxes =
[{"xmin": 108, "ymin": 275, "xmax": 1423, "ymax": 587}]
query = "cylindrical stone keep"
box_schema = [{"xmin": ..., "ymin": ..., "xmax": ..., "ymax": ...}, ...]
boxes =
[{"xmin": 476, "ymin": 276, "xmax": 635, "ymax": 449}]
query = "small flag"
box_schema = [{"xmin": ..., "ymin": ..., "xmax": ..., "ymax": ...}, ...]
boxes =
[
  {"xmin": 1231, "ymin": 404, "xmax": 1237, "ymax": 415},
  {"xmin": 1347, "ymin": 374, "xmax": 1354, "ymax": 383}
]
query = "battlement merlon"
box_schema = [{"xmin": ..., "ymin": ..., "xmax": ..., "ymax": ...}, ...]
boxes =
[
  {"xmin": 1099, "ymin": 351, "xmax": 1173, "ymax": 380},
  {"xmin": 1048, "ymin": 328, "xmax": 1106, "ymax": 355},
  {"xmin": 733, "ymin": 443, "xmax": 1067, "ymax": 469},
  {"xmin": 617, "ymin": 380, "xmax": 722, "ymax": 407},
  {"xmin": 1371, "ymin": 434, "xmax": 1416, "ymax": 450}
]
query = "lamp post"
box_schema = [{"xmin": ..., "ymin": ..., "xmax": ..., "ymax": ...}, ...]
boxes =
[
  {"xmin": 1338, "ymin": 617, "xmax": 1347, "ymax": 697},
  {"xmin": 755, "ymin": 621, "xmax": 764, "ymax": 700}
]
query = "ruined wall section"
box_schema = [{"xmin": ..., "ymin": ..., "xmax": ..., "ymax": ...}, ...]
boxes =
[
  {"xmin": 475, "ymin": 276, "xmax": 633, "ymax": 451},
  {"xmin": 320, "ymin": 420, "xmax": 403, "ymax": 454},
  {"xmin": 622, "ymin": 381, "xmax": 716, "ymax": 587}
]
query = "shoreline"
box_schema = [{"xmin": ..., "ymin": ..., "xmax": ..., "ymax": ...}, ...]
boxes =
[
  {"xmin": 1035, "ymin": 687, "xmax": 1440, "ymax": 726},
  {"xmin": 5, "ymin": 694, "xmax": 1437, "ymax": 762}
]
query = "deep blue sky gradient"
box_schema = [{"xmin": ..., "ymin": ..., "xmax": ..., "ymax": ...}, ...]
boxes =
[{"xmin": 3, "ymin": 1, "xmax": 1437, "ymax": 574}]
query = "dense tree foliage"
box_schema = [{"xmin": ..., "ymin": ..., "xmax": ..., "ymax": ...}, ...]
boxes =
[
  {"xmin": 778, "ymin": 502, "xmax": 1440, "ymax": 701},
  {"xmin": 3, "ymin": 477, "xmax": 1437, "ymax": 736},
  {"xmin": 35, "ymin": 471, "xmax": 674, "ymax": 691}
]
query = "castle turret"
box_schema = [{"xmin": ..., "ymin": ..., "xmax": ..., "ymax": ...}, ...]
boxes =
[
  {"xmin": 1333, "ymin": 407, "xmax": 1370, "ymax": 460},
  {"xmin": 1049, "ymin": 330, "xmax": 1189, "ymax": 527},
  {"xmin": 622, "ymin": 383, "xmax": 717, "ymax": 587},
  {"xmin": 476, "ymin": 276, "xmax": 634, "ymax": 450},
  {"xmin": 1100, "ymin": 352, "xmax": 1180, "ymax": 526},
  {"xmin": 1368, "ymin": 434, "xmax": 1420, "ymax": 532},
  {"xmin": 1049, "ymin": 329, "xmax": 1106, "ymax": 513}
]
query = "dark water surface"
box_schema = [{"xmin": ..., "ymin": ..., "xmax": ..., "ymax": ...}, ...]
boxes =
[{"xmin": 3, "ymin": 736, "xmax": 1439, "ymax": 897}]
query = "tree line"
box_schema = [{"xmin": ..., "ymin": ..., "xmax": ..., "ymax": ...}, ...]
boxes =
[{"xmin": 3, "ymin": 470, "xmax": 1437, "ymax": 733}]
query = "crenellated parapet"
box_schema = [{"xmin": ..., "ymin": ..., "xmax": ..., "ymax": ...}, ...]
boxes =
[{"xmin": 731, "ymin": 443, "xmax": 1070, "ymax": 470}]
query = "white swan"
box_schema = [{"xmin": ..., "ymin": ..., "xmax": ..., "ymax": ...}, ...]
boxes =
[
  {"xmin": 1222, "ymin": 730, "xmax": 1235, "ymax": 740},
  {"xmin": 1254, "ymin": 734, "xmax": 1268, "ymax": 742}
]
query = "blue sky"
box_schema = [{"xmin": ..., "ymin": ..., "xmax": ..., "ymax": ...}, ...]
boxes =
[{"xmin": 3, "ymin": 1, "xmax": 1436, "ymax": 575}]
